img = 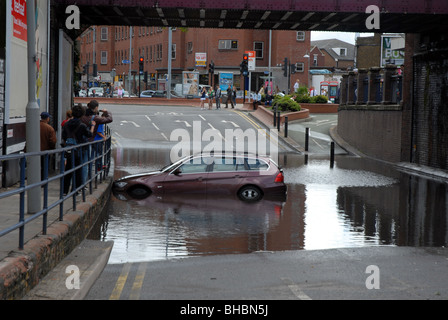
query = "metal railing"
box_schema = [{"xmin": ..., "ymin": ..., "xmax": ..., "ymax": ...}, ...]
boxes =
[{"xmin": 0, "ymin": 132, "xmax": 112, "ymax": 250}]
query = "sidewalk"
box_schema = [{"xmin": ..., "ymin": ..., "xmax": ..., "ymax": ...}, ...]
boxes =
[{"xmin": 0, "ymin": 169, "xmax": 113, "ymax": 299}]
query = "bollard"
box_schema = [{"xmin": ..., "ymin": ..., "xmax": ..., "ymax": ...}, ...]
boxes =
[
  {"xmin": 273, "ymin": 109, "xmax": 277, "ymax": 127},
  {"xmin": 330, "ymin": 141, "xmax": 335, "ymax": 168},
  {"xmin": 305, "ymin": 128, "xmax": 310, "ymax": 151},
  {"xmin": 284, "ymin": 116, "xmax": 288, "ymax": 138},
  {"xmin": 277, "ymin": 111, "xmax": 281, "ymax": 131}
]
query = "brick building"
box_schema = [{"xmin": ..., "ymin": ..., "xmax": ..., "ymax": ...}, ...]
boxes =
[{"xmin": 78, "ymin": 27, "xmax": 311, "ymax": 94}]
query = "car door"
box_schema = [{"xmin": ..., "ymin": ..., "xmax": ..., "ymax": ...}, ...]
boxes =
[
  {"xmin": 206, "ymin": 156, "xmax": 248, "ymax": 196},
  {"xmin": 160, "ymin": 156, "xmax": 210, "ymax": 195}
]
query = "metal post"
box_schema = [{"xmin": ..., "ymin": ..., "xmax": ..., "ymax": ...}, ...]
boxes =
[
  {"xmin": 284, "ymin": 116, "xmax": 288, "ymax": 138},
  {"xmin": 167, "ymin": 27, "xmax": 172, "ymax": 99},
  {"xmin": 26, "ymin": 0, "xmax": 41, "ymax": 214},
  {"xmin": 129, "ymin": 26, "xmax": 132, "ymax": 95},
  {"xmin": 330, "ymin": 141, "xmax": 335, "ymax": 168},
  {"xmin": 273, "ymin": 108, "xmax": 277, "ymax": 126},
  {"xmin": 305, "ymin": 127, "xmax": 310, "ymax": 152},
  {"xmin": 277, "ymin": 111, "xmax": 281, "ymax": 131}
]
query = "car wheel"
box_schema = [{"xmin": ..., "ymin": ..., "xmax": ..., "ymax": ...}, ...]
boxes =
[
  {"xmin": 238, "ymin": 185, "xmax": 263, "ymax": 202},
  {"xmin": 127, "ymin": 185, "xmax": 151, "ymax": 199}
]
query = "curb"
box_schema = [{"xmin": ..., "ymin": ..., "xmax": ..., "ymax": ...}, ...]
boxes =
[{"xmin": 23, "ymin": 239, "xmax": 114, "ymax": 300}]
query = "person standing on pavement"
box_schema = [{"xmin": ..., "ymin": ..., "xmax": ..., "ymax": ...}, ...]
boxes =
[
  {"xmin": 232, "ymin": 86, "xmax": 237, "ymax": 107},
  {"xmin": 40, "ymin": 112, "xmax": 57, "ymax": 179},
  {"xmin": 199, "ymin": 86, "xmax": 207, "ymax": 110},
  {"xmin": 208, "ymin": 87, "xmax": 214, "ymax": 110},
  {"xmin": 62, "ymin": 105, "xmax": 95, "ymax": 195},
  {"xmin": 215, "ymin": 85, "xmax": 221, "ymax": 109},
  {"xmin": 81, "ymin": 100, "xmax": 113, "ymax": 182},
  {"xmin": 225, "ymin": 85, "xmax": 235, "ymax": 108},
  {"xmin": 293, "ymin": 79, "xmax": 300, "ymax": 93}
]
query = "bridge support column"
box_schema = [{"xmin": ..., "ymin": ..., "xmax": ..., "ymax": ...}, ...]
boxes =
[
  {"xmin": 356, "ymin": 69, "xmax": 368, "ymax": 105},
  {"xmin": 382, "ymin": 64, "xmax": 396, "ymax": 105},
  {"xmin": 340, "ymin": 74, "xmax": 348, "ymax": 105},
  {"xmin": 347, "ymin": 71, "xmax": 356, "ymax": 105},
  {"xmin": 367, "ymin": 67, "xmax": 381, "ymax": 105}
]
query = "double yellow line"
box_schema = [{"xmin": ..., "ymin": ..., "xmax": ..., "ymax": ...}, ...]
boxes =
[
  {"xmin": 232, "ymin": 110, "xmax": 286, "ymax": 151},
  {"xmin": 109, "ymin": 262, "xmax": 148, "ymax": 300}
]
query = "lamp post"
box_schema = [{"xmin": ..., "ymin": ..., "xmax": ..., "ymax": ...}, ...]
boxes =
[{"xmin": 303, "ymin": 53, "xmax": 310, "ymax": 89}]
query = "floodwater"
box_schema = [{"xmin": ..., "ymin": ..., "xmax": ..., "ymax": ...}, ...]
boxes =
[{"xmin": 94, "ymin": 148, "xmax": 448, "ymax": 264}]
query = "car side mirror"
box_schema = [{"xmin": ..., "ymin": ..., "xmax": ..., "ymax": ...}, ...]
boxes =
[{"xmin": 173, "ymin": 168, "xmax": 182, "ymax": 175}]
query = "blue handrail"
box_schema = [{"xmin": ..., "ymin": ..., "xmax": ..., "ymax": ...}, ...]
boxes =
[{"xmin": 0, "ymin": 133, "xmax": 112, "ymax": 250}]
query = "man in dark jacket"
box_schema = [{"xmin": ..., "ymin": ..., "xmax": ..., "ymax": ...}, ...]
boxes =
[
  {"xmin": 62, "ymin": 105, "xmax": 95, "ymax": 195},
  {"xmin": 81, "ymin": 100, "xmax": 113, "ymax": 141}
]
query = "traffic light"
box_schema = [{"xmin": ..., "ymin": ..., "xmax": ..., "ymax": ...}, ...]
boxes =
[
  {"xmin": 209, "ymin": 61, "xmax": 215, "ymax": 74},
  {"xmin": 283, "ymin": 58, "xmax": 288, "ymax": 77},
  {"xmin": 143, "ymin": 71, "xmax": 148, "ymax": 83},
  {"xmin": 139, "ymin": 56, "xmax": 144, "ymax": 73},
  {"xmin": 92, "ymin": 63, "xmax": 98, "ymax": 77},
  {"xmin": 290, "ymin": 63, "xmax": 296, "ymax": 74},
  {"xmin": 83, "ymin": 64, "xmax": 88, "ymax": 74},
  {"xmin": 240, "ymin": 53, "xmax": 249, "ymax": 76}
]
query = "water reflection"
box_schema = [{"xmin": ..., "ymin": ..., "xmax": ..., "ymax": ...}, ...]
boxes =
[{"xmin": 97, "ymin": 148, "xmax": 448, "ymax": 263}]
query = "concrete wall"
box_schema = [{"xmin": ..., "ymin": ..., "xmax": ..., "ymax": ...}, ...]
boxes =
[{"xmin": 337, "ymin": 105, "xmax": 403, "ymax": 163}]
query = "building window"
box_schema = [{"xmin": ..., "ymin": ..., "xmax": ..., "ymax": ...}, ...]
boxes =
[
  {"xmin": 296, "ymin": 31, "xmax": 305, "ymax": 41},
  {"xmin": 339, "ymin": 48, "xmax": 347, "ymax": 56},
  {"xmin": 218, "ymin": 40, "xmax": 238, "ymax": 50},
  {"xmin": 295, "ymin": 62, "xmax": 305, "ymax": 72},
  {"xmin": 101, "ymin": 51, "xmax": 107, "ymax": 65},
  {"xmin": 171, "ymin": 44, "xmax": 176, "ymax": 60},
  {"xmin": 313, "ymin": 54, "xmax": 318, "ymax": 66},
  {"xmin": 254, "ymin": 41, "xmax": 263, "ymax": 59},
  {"xmin": 187, "ymin": 42, "xmax": 193, "ymax": 54}
]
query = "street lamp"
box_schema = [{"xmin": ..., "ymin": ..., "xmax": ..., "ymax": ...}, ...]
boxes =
[{"xmin": 303, "ymin": 53, "xmax": 310, "ymax": 89}]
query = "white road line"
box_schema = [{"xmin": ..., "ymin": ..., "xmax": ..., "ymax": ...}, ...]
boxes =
[
  {"xmin": 152, "ymin": 122, "xmax": 160, "ymax": 131},
  {"xmin": 199, "ymin": 115, "xmax": 206, "ymax": 121},
  {"xmin": 145, "ymin": 115, "xmax": 151, "ymax": 122},
  {"xmin": 287, "ymin": 284, "xmax": 313, "ymax": 300},
  {"xmin": 161, "ymin": 133, "xmax": 169, "ymax": 141}
]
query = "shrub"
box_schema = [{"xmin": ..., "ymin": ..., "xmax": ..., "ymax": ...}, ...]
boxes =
[
  {"xmin": 273, "ymin": 95, "xmax": 301, "ymax": 112},
  {"xmin": 310, "ymin": 95, "xmax": 328, "ymax": 103}
]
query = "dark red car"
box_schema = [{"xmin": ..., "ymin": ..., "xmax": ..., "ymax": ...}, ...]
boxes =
[{"xmin": 113, "ymin": 153, "xmax": 286, "ymax": 201}]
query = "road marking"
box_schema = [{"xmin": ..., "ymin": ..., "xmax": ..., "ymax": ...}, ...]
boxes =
[
  {"xmin": 161, "ymin": 133, "xmax": 169, "ymax": 141},
  {"xmin": 221, "ymin": 120, "xmax": 240, "ymax": 128},
  {"xmin": 175, "ymin": 120, "xmax": 192, "ymax": 127},
  {"xmin": 198, "ymin": 115, "xmax": 206, "ymax": 121},
  {"xmin": 120, "ymin": 120, "xmax": 141, "ymax": 128},
  {"xmin": 281, "ymin": 277, "xmax": 312, "ymax": 300},
  {"xmin": 129, "ymin": 262, "xmax": 148, "ymax": 300},
  {"xmin": 145, "ymin": 115, "xmax": 151, "ymax": 122},
  {"xmin": 152, "ymin": 122, "xmax": 160, "ymax": 130},
  {"xmin": 109, "ymin": 263, "xmax": 132, "ymax": 300}
]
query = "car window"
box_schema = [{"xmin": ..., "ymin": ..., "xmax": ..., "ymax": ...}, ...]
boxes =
[
  {"xmin": 211, "ymin": 157, "xmax": 246, "ymax": 172},
  {"xmin": 176, "ymin": 157, "xmax": 209, "ymax": 174},
  {"xmin": 246, "ymin": 158, "xmax": 269, "ymax": 171}
]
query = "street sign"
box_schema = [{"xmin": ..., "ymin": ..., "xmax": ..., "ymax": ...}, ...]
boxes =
[
  {"xmin": 245, "ymin": 51, "xmax": 256, "ymax": 71},
  {"xmin": 122, "ymin": 59, "xmax": 130, "ymax": 64}
]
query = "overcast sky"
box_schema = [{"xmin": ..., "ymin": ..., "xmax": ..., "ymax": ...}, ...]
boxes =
[{"xmin": 311, "ymin": 31, "xmax": 374, "ymax": 44}]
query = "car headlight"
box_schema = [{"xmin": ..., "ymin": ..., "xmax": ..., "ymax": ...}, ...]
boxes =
[{"xmin": 114, "ymin": 181, "xmax": 128, "ymax": 188}]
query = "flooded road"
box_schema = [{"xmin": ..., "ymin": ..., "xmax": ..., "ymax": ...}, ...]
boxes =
[{"xmin": 97, "ymin": 148, "xmax": 448, "ymax": 264}]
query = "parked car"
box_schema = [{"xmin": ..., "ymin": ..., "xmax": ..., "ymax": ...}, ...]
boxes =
[
  {"xmin": 113, "ymin": 153, "xmax": 286, "ymax": 201},
  {"xmin": 140, "ymin": 90, "xmax": 155, "ymax": 97},
  {"xmin": 78, "ymin": 89, "xmax": 87, "ymax": 97},
  {"xmin": 88, "ymin": 87, "xmax": 104, "ymax": 97},
  {"xmin": 151, "ymin": 90, "xmax": 166, "ymax": 97}
]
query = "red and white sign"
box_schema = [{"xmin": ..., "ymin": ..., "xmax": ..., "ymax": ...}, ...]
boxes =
[
  {"xmin": 12, "ymin": 0, "xmax": 27, "ymax": 42},
  {"xmin": 195, "ymin": 52, "xmax": 207, "ymax": 67},
  {"xmin": 245, "ymin": 50, "xmax": 256, "ymax": 71}
]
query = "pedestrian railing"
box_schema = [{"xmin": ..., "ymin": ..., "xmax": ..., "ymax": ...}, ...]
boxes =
[
  {"xmin": 0, "ymin": 132, "xmax": 112, "ymax": 250},
  {"xmin": 339, "ymin": 64, "xmax": 403, "ymax": 106}
]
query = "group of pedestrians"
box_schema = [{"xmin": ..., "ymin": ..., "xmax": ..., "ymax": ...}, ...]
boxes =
[
  {"xmin": 39, "ymin": 100, "xmax": 113, "ymax": 196},
  {"xmin": 200, "ymin": 85, "xmax": 237, "ymax": 110}
]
